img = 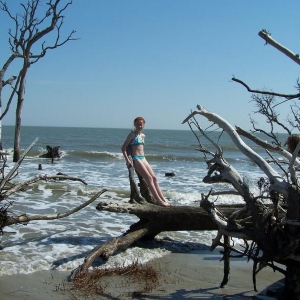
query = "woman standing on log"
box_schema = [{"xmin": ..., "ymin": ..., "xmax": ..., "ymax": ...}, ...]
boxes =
[{"xmin": 121, "ymin": 117, "xmax": 171, "ymax": 207}]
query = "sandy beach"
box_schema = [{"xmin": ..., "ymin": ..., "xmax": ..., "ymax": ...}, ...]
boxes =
[{"xmin": 0, "ymin": 247, "xmax": 284, "ymax": 299}]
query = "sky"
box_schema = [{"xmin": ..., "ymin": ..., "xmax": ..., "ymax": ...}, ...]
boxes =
[{"xmin": 0, "ymin": 0, "xmax": 300, "ymax": 131}]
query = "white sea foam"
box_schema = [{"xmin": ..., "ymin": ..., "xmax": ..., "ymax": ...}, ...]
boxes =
[
  {"xmin": 0, "ymin": 127, "xmax": 276, "ymax": 276},
  {"xmin": 0, "ymin": 185, "xmax": 216, "ymax": 275},
  {"xmin": 106, "ymin": 151, "xmax": 123, "ymax": 159}
]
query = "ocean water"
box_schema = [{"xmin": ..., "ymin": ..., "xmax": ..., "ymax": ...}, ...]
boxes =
[{"xmin": 0, "ymin": 126, "xmax": 288, "ymax": 275}]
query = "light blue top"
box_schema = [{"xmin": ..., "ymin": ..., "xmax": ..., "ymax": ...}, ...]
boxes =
[{"xmin": 130, "ymin": 134, "xmax": 145, "ymax": 146}]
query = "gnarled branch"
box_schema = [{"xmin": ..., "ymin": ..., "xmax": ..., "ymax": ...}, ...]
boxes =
[{"xmin": 5, "ymin": 189, "xmax": 107, "ymax": 227}]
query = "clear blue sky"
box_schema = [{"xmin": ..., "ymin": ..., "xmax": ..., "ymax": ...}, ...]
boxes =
[{"xmin": 1, "ymin": 0, "xmax": 300, "ymax": 130}]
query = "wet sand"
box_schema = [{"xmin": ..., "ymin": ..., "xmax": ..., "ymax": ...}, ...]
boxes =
[{"xmin": 0, "ymin": 248, "xmax": 284, "ymax": 299}]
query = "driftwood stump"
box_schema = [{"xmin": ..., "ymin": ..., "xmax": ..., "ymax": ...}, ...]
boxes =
[{"xmin": 39, "ymin": 145, "xmax": 61, "ymax": 163}]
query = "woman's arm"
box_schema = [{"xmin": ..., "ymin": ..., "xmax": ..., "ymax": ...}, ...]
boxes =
[{"xmin": 121, "ymin": 132, "xmax": 134, "ymax": 167}]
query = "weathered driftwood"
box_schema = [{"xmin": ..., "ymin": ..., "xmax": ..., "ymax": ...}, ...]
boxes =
[
  {"xmin": 183, "ymin": 105, "xmax": 300, "ymax": 298},
  {"xmin": 70, "ymin": 202, "xmax": 246, "ymax": 279},
  {"xmin": 258, "ymin": 29, "xmax": 300, "ymax": 66},
  {"xmin": 4, "ymin": 189, "xmax": 107, "ymax": 227},
  {"xmin": 69, "ymin": 165, "xmax": 246, "ymax": 279}
]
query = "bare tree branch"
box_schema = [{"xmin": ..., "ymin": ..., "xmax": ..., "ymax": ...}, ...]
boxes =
[
  {"xmin": 0, "ymin": 137, "xmax": 39, "ymax": 191},
  {"xmin": 232, "ymin": 77, "xmax": 300, "ymax": 100},
  {"xmin": 5, "ymin": 189, "xmax": 107, "ymax": 226},
  {"xmin": 2, "ymin": 174, "xmax": 87, "ymax": 199},
  {"xmin": 183, "ymin": 105, "xmax": 288, "ymax": 195},
  {"xmin": 258, "ymin": 29, "xmax": 300, "ymax": 66},
  {"xmin": 236, "ymin": 126, "xmax": 300, "ymax": 168}
]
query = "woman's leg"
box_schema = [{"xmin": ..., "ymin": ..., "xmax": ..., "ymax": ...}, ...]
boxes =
[
  {"xmin": 142, "ymin": 160, "xmax": 170, "ymax": 204},
  {"xmin": 133, "ymin": 159, "xmax": 170, "ymax": 206}
]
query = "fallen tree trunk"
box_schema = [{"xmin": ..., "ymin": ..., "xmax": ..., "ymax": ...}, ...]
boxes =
[
  {"xmin": 70, "ymin": 165, "xmax": 249, "ymax": 279},
  {"xmin": 70, "ymin": 198, "xmax": 247, "ymax": 279},
  {"xmin": 70, "ymin": 161, "xmax": 280, "ymax": 280},
  {"xmin": 69, "ymin": 158, "xmax": 283, "ymax": 292},
  {"xmin": 96, "ymin": 201, "xmax": 246, "ymax": 233}
]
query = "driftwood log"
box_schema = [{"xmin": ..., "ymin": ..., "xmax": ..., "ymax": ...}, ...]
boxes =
[{"xmin": 70, "ymin": 166, "xmax": 247, "ymax": 279}]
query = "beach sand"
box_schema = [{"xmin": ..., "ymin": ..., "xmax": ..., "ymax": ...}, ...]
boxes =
[{"xmin": 0, "ymin": 248, "xmax": 284, "ymax": 299}]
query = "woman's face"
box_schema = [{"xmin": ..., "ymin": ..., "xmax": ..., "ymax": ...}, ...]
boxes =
[{"xmin": 135, "ymin": 120, "xmax": 145, "ymax": 131}]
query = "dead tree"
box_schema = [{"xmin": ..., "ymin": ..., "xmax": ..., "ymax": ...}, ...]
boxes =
[
  {"xmin": 178, "ymin": 31, "xmax": 300, "ymax": 299},
  {"xmin": 182, "ymin": 105, "xmax": 300, "ymax": 299},
  {"xmin": 0, "ymin": 0, "xmax": 78, "ymax": 162}
]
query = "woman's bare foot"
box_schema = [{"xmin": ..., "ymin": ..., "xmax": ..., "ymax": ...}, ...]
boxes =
[
  {"xmin": 162, "ymin": 198, "xmax": 171, "ymax": 206},
  {"xmin": 156, "ymin": 199, "xmax": 171, "ymax": 207}
]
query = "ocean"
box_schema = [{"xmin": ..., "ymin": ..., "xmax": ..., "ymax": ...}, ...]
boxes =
[{"xmin": 0, "ymin": 125, "xmax": 288, "ymax": 275}]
